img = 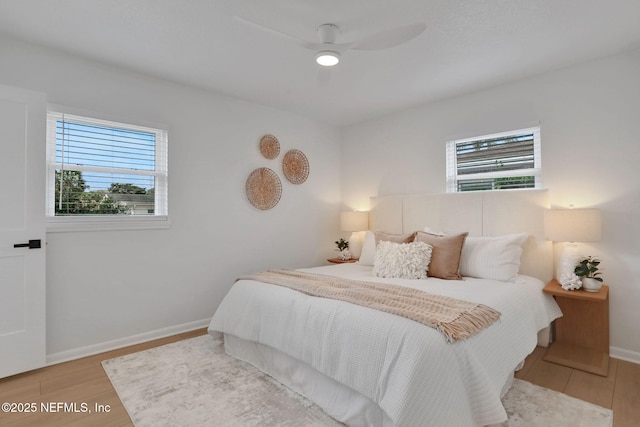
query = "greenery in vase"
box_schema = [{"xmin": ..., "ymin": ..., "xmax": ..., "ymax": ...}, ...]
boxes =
[
  {"xmin": 335, "ymin": 238, "xmax": 349, "ymax": 251},
  {"xmin": 574, "ymin": 256, "xmax": 603, "ymax": 282}
]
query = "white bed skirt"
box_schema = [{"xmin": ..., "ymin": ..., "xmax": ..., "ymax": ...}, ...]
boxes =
[
  {"xmin": 220, "ymin": 332, "xmax": 517, "ymax": 426},
  {"xmin": 223, "ymin": 332, "xmax": 393, "ymax": 426}
]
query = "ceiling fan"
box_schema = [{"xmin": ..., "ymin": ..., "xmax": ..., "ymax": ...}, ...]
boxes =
[{"xmin": 236, "ymin": 17, "xmax": 426, "ymax": 66}]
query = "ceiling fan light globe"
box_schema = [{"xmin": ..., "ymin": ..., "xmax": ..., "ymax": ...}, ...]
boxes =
[{"xmin": 315, "ymin": 51, "xmax": 340, "ymax": 66}]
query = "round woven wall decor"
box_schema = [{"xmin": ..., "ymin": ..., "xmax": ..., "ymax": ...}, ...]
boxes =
[
  {"xmin": 245, "ymin": 167, "xmax": 282, "ymax": 210},
  {"xmin": 282, "ymin": 149, "xmax": 309, "ymax": 185},
  {"xmin": 259, "ymin": 134, "xmax": 280, "ymax": 159}
]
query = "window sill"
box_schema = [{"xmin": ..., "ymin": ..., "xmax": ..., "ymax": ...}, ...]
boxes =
[{"xmin": 46, "ymin": 215, "xmax": 171, "ymax": 233}]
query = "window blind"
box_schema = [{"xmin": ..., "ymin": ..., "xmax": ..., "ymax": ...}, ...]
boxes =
[
  {"xmin": 46, "ymin": 112, "xmax": 168, "ymax": 216},
  {"xmin": 446, "ymin": 127, "xmax": 541, "ymax": 192}
]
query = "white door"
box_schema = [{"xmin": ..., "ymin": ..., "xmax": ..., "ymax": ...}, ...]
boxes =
[{"xmin": 0, "ymin": 85, "xmax": 46, "ymax": 378}]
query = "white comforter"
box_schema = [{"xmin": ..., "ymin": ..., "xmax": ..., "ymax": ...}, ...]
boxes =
[{"xmin": 208, "ymin": 264, "xmax": 562, "ymax": 426}]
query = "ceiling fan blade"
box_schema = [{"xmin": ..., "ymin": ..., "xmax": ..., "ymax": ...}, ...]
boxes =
[
  {"xmin": 351, "ymin": 22, "xmax": 426, "ymax": 51},
  {"xmin": 234, "ymin": 15, "xmax": 309, "ymax": 47},
  {"xmin": 235, "ymin": 16, "xmax": 348, "ymax": 52}
]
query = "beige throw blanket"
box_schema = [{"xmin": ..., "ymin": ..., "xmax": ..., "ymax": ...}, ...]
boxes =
[{"xmin": 238, "ymin": 270, "xmax": 500, "ymax": 343}]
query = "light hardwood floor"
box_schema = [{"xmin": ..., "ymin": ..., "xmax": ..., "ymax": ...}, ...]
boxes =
[
  {"xmin": 1, "ymin": 329, "xmax": 638, "ymax": 426},
  {"xmin": 515, "ymin": 346, "xmax": 640, "ymax": 426}
]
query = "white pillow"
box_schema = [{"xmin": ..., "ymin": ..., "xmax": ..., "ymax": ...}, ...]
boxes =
[
  {"xmin": 358, "ymin": 231, "xmax": 377, "ymax": 266},
  {"xmin": 459, "ymin": 233, "xmax": 528, "ymax": 281},
  {"xmin": 423, "ymin": 226, "xmax": 446, "ymax": 236},
  {"xmin": 373, "ymin": 241, "xmax": 433, "ymax": 280}
]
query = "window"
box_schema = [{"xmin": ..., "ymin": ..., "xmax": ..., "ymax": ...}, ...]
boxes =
[
  {"xmin": 46, "ymin": 111, "xmax": 168, "ymax": 230},
  {"xmin": 446, "ymin": 127, "xmax": 541, "ymax": 192}
]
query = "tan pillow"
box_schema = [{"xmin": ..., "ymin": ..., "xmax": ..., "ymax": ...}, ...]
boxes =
[
  {"xmin": 374, "ymin": 231, "xmax": 416, "ymax": 244},
  {"xmin": 414, "ymin": 231, "xmax": 468, "ymax": 280},
  {"xmin": 360, "ymin": 231, "xmax": 417, "ymax": 266}
]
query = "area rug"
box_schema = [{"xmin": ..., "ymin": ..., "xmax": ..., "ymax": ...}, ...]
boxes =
[{"xmin": 102, "ymin": 335, "xmax": 613, "ymax": 427}]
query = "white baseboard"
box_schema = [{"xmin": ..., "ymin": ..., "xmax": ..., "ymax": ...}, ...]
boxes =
[
  {"xmin": 46, "ymin": 318, "xmax": 211, "ymax": 366},
  {"xmin": 610, "ymin": 346, "xmax": 640, "ymax": 365}
]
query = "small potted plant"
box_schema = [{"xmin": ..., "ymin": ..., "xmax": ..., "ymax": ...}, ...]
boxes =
[
  {"xmin": 335, "ymin": 238, "xmax": 351, "ymax": 260},
  {"xmin": 574, "ymin": 256, "xmax": 603, "ymax": 292}
]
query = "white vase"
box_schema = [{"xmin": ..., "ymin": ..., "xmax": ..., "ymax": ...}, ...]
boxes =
[
  {"xmin": 557, "ymin": 244, "xmax": 581, "ymax": 286},
  {"xmin": 337, "ymin": 249, "xmax": 352, "ymax": 261},
  {"xmin": 581, "ymin": 277, "xmax": 602, "ymax": 293}
]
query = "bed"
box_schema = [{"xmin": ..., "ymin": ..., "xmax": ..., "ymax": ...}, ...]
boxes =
[{"xmin": 208, "ymin": 189, "xmax": 562, "ymax": 426}]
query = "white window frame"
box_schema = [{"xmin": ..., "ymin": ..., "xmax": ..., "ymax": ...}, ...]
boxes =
[
  {"xmin": 446, "ymin": 126, "xmax": 541, "ymax": 193},
  {"xmin": 46, "ymin": 110, "xmax": 169, "ymax": 232}
]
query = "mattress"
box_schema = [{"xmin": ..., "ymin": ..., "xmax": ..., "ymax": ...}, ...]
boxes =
[{"xmin": 208, "ymin": 263, "xmax": 562, "ymax": 426}]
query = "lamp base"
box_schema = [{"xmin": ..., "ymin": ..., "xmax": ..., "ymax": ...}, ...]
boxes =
[
  {"xmin": 348, "ymin": 231, "xmax": 365, "ymax": 259},
  {"xmin": 557, "ymin": 243, "xmax": 581, "ymax": 289}
]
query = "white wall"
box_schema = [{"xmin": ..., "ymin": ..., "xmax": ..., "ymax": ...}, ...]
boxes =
[
  {"xmin": 0, "ymin": 36, "xmax": 342, "ymax": 358},
  {"xmin": 2, "ymin": 32, "xmax": 638, "ymax": 363},
  {"xmin": 341, "ymin": 50, "xmax": 640, "ymax": 361}
]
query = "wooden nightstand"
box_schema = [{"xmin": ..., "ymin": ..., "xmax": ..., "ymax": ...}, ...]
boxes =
[
  {"xmin": 542, "ymin": 279, "xmax": 609, "ymax": 376},
  {"xmin": 327, "ymin": 258, "xmax": 358, "ymax": 264}
]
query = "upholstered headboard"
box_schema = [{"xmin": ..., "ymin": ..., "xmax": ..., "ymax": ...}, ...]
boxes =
[{"xmin": 369, "ymin": 189, "xmax": 552, "ymax": 283}]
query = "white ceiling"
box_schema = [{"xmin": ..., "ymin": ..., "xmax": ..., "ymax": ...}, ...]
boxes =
[{"xmin": 1, "ymin": 0, "xmax": 640, "ymax": 126}]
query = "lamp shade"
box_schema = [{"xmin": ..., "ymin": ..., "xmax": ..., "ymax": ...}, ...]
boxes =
[
  {"xmin": 544, "ymin": 209, "xmax": 602, "ymax": 242},
  {"xmin": 340, "ymin": 211, "xmax": 368, "ymax": 232}
]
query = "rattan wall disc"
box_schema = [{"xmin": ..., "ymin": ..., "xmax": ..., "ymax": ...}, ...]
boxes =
[
  {"xmin": 282, "ymin": 149, "xmax": 309, "ymax": 185},
  {"xmin": 245, "ymin": 167, "xmax": 282, "ymax": 210},
  {"xmin": 259, "ymin": 134, "xmax": 280, "ymax": 159}
]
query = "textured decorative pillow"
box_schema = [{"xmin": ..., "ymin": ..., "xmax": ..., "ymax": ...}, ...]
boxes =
[
  {"xmin": 459, "ymin": 233, "xmax": 529, "ymax": 281},
  {"xmin": 359, "ymin": 231, "xmax": 417, "ymax": 266},
  {"xmin": 373, "ymin": 241, "xmax": 433, "ymax": 279},
  {"xmin": 414, "ymin": 231, "xmax": 468, "ymax": 280}
]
